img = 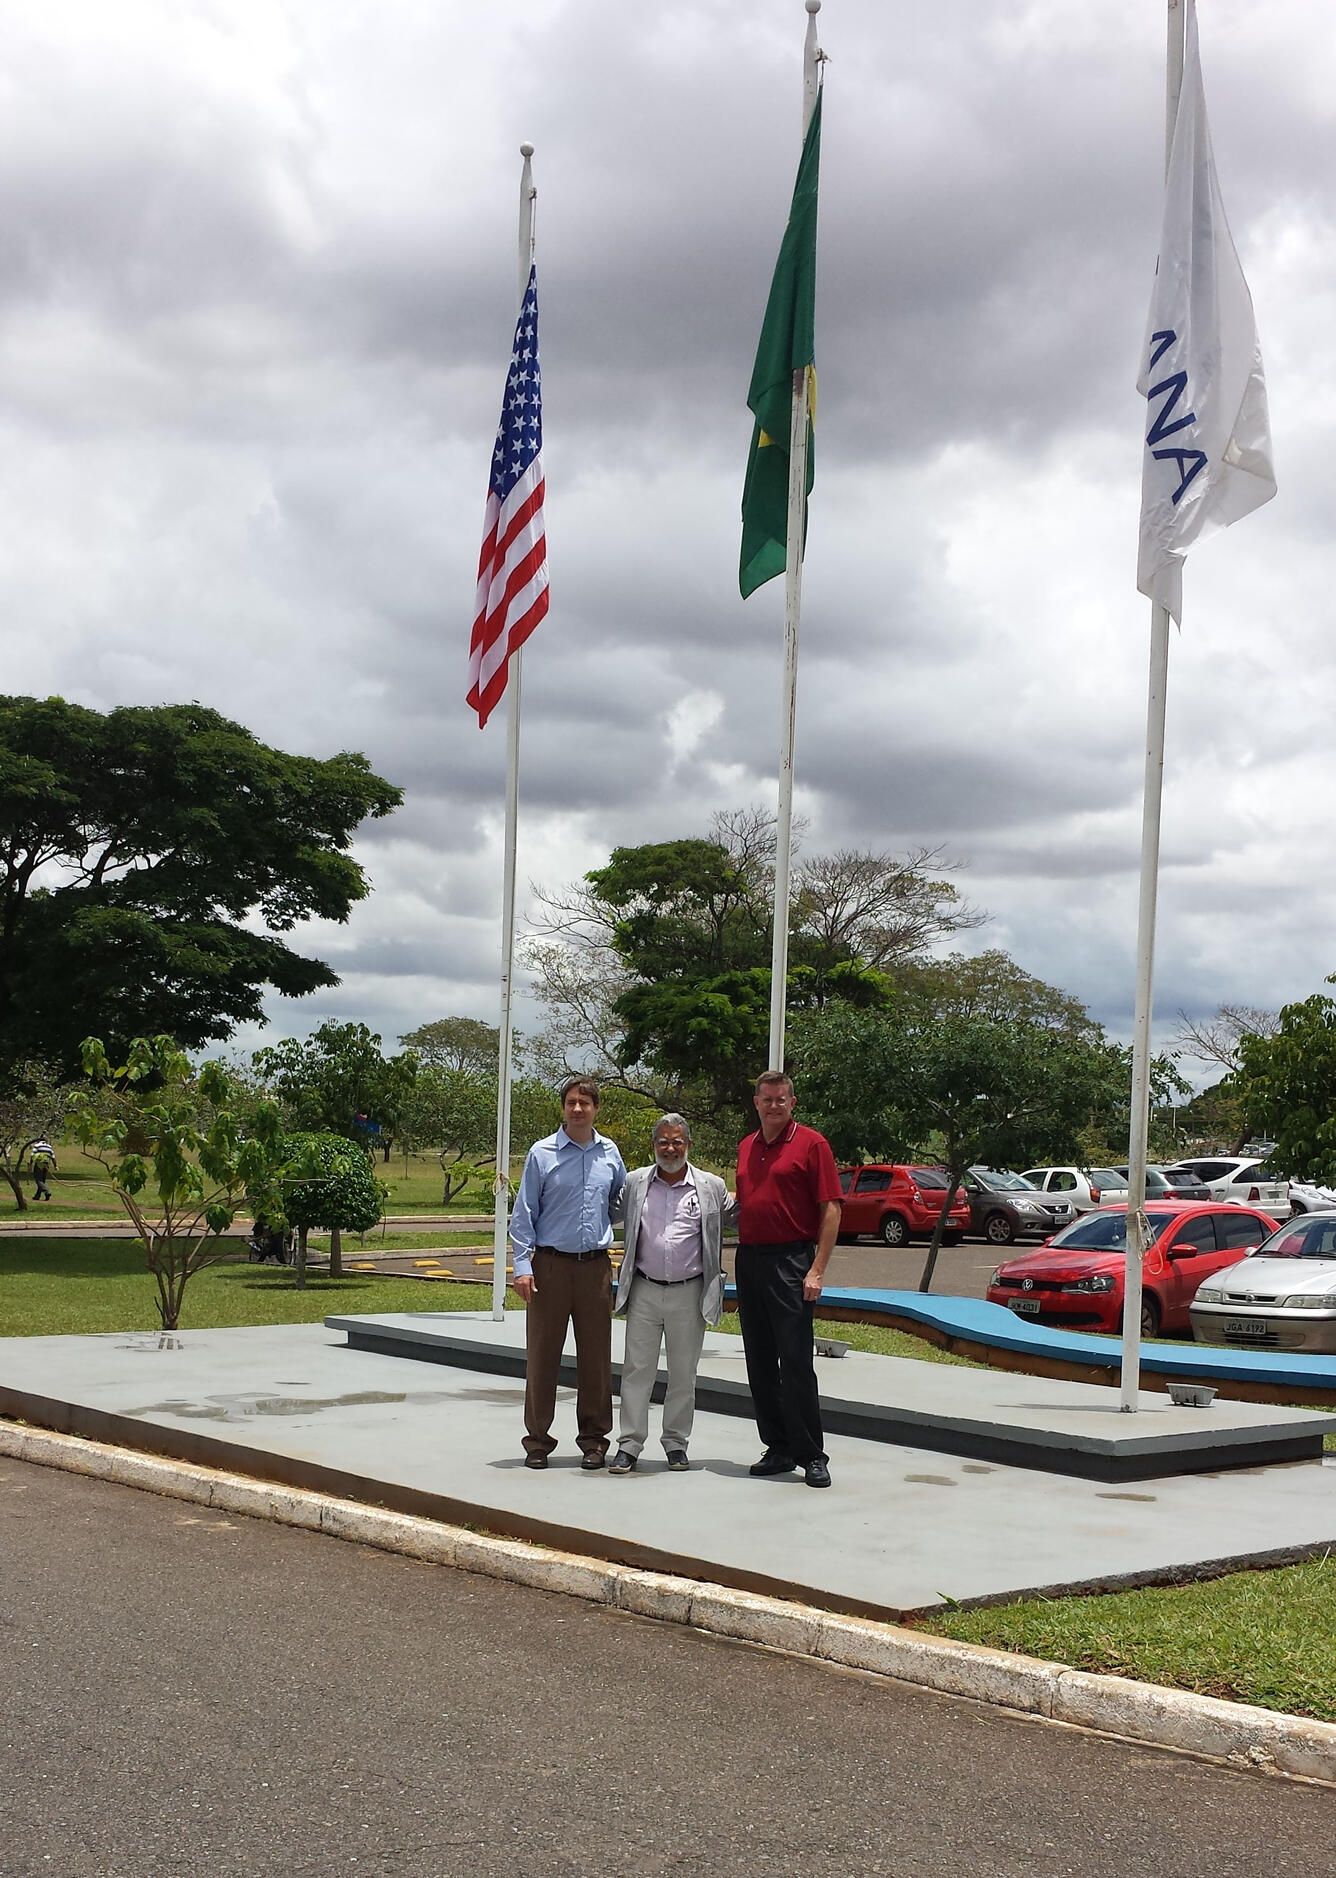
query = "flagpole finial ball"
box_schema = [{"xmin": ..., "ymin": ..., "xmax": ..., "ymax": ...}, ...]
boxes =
[
  {"xmin": 520, "ymin": 142, "xmax": 534, "ymax": 158},
  {"xmin": 805, "ymin": 0, "xmax": 820, "ymax": 14}
]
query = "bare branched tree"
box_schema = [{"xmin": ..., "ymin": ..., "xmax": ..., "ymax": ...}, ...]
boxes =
[
  {"xmin": 1170, "ymin": 1003, "xmax": 1279, "ymax": 1074},
  {"xmin": 793, "ymin": 845, "xmax": 984, "ymax": 970}
]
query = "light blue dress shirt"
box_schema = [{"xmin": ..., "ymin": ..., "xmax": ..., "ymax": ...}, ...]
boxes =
[{"xmin": 509, "ymin": 1127, "xmax": 627, "ymax": 1278}]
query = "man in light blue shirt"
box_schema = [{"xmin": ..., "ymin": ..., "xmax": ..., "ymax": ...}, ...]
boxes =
[{"xmin": 511, "ymin": 1078, "xmax": 626, "ymax": 1470}]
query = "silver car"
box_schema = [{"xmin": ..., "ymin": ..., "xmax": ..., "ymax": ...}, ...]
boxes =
[{"xmin": 1190, "ymin": 1212, "xmax": 1336, "ymax": 1353}]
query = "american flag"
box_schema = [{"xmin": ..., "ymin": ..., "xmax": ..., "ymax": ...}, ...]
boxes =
[{"xmin": 467, "ymin": 265, "xmax": 549, "ymax": 727}]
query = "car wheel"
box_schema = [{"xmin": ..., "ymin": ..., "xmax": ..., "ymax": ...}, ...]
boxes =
[
  {"xmin": 879, "ymin": 1212, "xmax": 909, "ymax": 1248},
  {"xmin": 984, "ymin": 1212, "xmax": 1016, "ymax": 1247},
  {"xmin": 1140, "ymin": 1294, "xmax": 1161, "ymax": 1340},
  {"xmin": 941, "ymin": 1233, "xmax": 963, "ymax": 1247},
  {"xmin": 836, "ymin": 1232, "xmax": 856, "ymax": 1245}
]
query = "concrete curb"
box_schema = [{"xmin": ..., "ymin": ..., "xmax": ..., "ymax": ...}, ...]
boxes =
[{"xmin": 4, "ymin": 1418, "xmax": 1334, "ymax": 1785}]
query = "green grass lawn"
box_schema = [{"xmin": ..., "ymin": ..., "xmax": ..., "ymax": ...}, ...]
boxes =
[
  {"xmin": 0, "ymin": 1236, "xmax": 507, "ymax": 1337},
  {"xmin": 921, "ymin": 1555, "xmax": 1336, "ymax": 1722}
]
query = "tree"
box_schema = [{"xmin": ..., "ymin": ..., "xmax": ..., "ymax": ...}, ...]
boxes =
[
  {"xmin": 277, "ymin": 1132, "xmax": 385, "ymax": 1285},
  {"xmin": 71, "ymin": 1035, "xmax": 285, "ymax": 1331},
  {"xmin": 1171, "ymin": 1002, "xmax": 1278, "ymax": 1075},
  {"xmin": 254, "ymin": 1022, "xmax": 416, "ymax": 1156},
  {"xmin": 397, "ymin": 1068, "xmax": 558, "ymax": 1204},
  {"xmin": 398, "ymin": 1017, "xmax": 503, "ymax": 1075},
  {"xmin": 0, "ymin": 697, "xmax": 401, "ymax": 1076},
  {"xmin": 790, "ymin": 1005, "xmax": 1126, "ymax": 1290},
  {"xmin": 0, "ymin": 1060, "xmax": 76, "ymax": 1212},
  {"xmin": 897, "ymin": 950, "xmax": 1101, "ymax": 1041},
  {"xmin": 1236, "ymin": 981, "xmax": 1336, "ymax": 1179},
  {"xmin": 526, "ymin": 811, "xmax": 974, "ymax": 1126}
]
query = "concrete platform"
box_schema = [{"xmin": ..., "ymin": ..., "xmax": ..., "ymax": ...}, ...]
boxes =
[
  {"xmin": 5, "ymin": 1316, "xmax": 1336, "ymax": 1620},
  {"xmin": 327, "ymin": 1309, "xmax": 1336, "ymax": 1482}
]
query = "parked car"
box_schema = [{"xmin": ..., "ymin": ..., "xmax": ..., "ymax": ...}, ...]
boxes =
[
  {"xmin": 1190, "ymin": 1212, "xmax": 1336, "ymax": 1353},
  {"xmin": 1110, "ymin": 1164, "xmax": 1213, "ymax": 1202},
  {"xmin": 1164, "ymin": 1156, "xmax": 1290, "ymax": 1216},
  {"xmin": 1286, "ymin": 1181, "xmax": 1336, "ymax": 1216},
  {"xmin": 837, "ymin": 1164, "xmax": 973, "ymax": 1247},
  {"xmin": 961, "ymin": 1169, "xmax": 1074, "ymax": 1245},
  {"xmin": 1020, "ymin": 1166, "xmax": 1126, "ymax": 1213},
  {"xmin": 985, "ymin": 1200, "xmax": 1277, "ymax": 1339}
]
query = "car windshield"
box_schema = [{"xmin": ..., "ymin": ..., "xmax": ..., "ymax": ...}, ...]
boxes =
[
  {"xmin": 1046, "ymin": 1209, "xmax": 1178, "ymax": 1252},
  {"xmin": 977, "ymin": 1171, "xmax": 1036, "ymax": 1191},
  {"xmin": 1253, "ymin": 1219, "xmax": 1336, "ymax": 1260},
  {"xmin": 910, "ymin": 1168, "xmax": 948, "ymax": 1189},
  {"xmin": 1090, "ymin": 1169, "xmax": 1125, "ymax": 1187}
]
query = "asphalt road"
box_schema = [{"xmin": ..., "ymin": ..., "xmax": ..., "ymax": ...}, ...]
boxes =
[{"xmin": 2, "ymin": 1458, "xmax": 1332, "ymax": 1878}]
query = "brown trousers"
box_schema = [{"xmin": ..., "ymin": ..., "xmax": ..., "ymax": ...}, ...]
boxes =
[{"xmin": 523, "ymin": 1249, "xmax": 613, "ymax": 1458}]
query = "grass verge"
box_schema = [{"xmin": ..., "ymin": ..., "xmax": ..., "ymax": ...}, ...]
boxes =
[
  {"xmin": 921, "ymin": 1554, "xmax": 1336, "ymax": 1723},
  {"xmin": 0, "ymin": 1236, "xmax": 509, "ymax": 1336}
]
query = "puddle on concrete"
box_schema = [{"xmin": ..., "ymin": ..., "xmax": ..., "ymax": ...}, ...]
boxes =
[
  {"xmin": 1096, "ymin": 1491, "xmax": 1158, "ymax": 1503},
  {"xmin": 961, "ymin": 1464, "xmax": 994, "ymax": 1475},
  {"xmin": 904, "ymin": 1473, "xmax": 957, "ymax": 1487},
  {"xmin": 125, "ymin": 1390, "xmax": 411, "ymax": 1422}
]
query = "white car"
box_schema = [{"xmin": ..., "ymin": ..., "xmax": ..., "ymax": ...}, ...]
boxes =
[
  {"xmin": 1190, "ymin": 1212, "xmax": 1336, "ymax": 1352},
  {"xmin": 1165, "ymin": 1156, "xmax": 1289, "ymax": 1216},
  {"xmin": 1019, "ymin": 1166, "xmax": 1189, "ymax": 1213}
]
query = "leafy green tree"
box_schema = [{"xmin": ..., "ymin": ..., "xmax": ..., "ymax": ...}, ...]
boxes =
[
  {"xmin": 1236, "ymin": 980, "xmax": 1336, "ymax": 1178},
  {"xmin": 71, "ymin": 1035, "xmax": 285, "ymax": 1330},
  {"xmin": 791, "ymin": 1005, "xmax": 1126, "ymax": 1290},
  {"xmin": 0, "ymin": 697, "xmax": 401, "ymax": 1076},
  {"xmin": 0, "ymin": 1060, "xmax": 76, "ymax": 1212},
  {"xmin": 276, "ymin": 1132, "xmax": 385, "ymax": 1285},
  {"xmin": 525, "ymin": 810, "xmax": 977, "ymax": 1125},
  {"xmin": 398, "ymin": 1017, "xmax": 503, "ymax": 1075},
  {"xmin": 254, "ymin": 1022, "xmax": 416, "ymax": 1156},
  {"xmin": 397, "ymin": 1067, "xmax": 558, "ymax": 1203}
]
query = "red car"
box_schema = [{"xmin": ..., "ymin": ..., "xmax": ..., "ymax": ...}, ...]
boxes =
[
  {"xmin": 986, "ymin": 1201, "xmax": 1278, "ymax": 1339},
  {"xmin": 837, "ymin": 1165, "xmax": 973, "ymax": 1248}
]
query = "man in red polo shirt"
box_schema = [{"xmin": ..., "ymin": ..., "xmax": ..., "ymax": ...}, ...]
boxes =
[{"xmin": 734, "ymin": 1069, "xmax": 843, "ymax": 1488}]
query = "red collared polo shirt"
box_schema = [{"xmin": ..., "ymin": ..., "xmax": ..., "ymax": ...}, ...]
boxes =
[{"xmin": 736, "ymin": 1120, "xmax": 844, "ymax": 1245}]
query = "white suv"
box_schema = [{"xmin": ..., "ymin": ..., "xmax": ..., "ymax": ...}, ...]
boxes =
[{"xmin": 1164, "ymin": 1157, "xmax": 1289, "ymax": 1215}]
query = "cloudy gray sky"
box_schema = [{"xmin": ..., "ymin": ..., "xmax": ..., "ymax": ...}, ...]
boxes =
[{"xmin": 5, "ymin": 0, "xmax": 1334, "ymax": 1064}]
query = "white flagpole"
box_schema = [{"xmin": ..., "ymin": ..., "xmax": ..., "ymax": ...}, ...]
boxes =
[
  {"xmin": 767, "ymin": 0, "xmax": 821, "ymax": 1072},
  {"xmin": 1121, "ymin": 3, "xmax": 1186, "ymax": 1410},
  {"xmin": 490, "ymin": 143, "xmax": 536, "ymax": 1321}
]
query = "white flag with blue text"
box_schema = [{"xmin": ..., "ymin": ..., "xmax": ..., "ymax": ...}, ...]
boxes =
[{"xmin": 1136, "ymin": 0, "xmax": 1275, "ymax": 623}]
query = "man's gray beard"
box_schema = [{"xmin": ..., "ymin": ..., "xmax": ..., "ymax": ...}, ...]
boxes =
[{"xmin": 655, "ymin": 1154, "xmax": 687, "ymax": 1175}]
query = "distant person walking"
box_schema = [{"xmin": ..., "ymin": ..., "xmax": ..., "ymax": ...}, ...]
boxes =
[
  {"xmin": 608, "ymin": 1114, "xmax": 736, "ymax": 1475},
  {"xmin": 510, "ymin": 1079, "xmax": 626, "ymax": 1470},
  {"xmin": 30, "ymin": 1142, "xmax": 55, "ymax": 1203},
  {"xmin": 734, "ymin": 1072, "xmax": 843, "ymax": 1489}
]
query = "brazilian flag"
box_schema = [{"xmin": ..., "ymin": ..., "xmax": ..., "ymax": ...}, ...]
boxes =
[{"xmin": 740, "ymin": 87, "xmax": 821, "ymax": 599}]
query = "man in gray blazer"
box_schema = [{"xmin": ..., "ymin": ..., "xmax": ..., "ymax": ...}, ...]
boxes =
[{"xmin": 609, "ymin": 1114, "xmax": 736, "ymax": 1474}]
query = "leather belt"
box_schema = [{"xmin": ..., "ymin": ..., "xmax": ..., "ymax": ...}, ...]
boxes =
[
  {"xmin": 535, "ymin": 1245, "xmax": 606, "ymax": 1261},
  {"xmin": 637, "ymin": 1273, "xmax": 701, "ymax": 1286}
]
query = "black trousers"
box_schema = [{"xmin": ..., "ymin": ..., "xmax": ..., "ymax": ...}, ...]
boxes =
[{"xmin": 734, "ymin": 1242, "xmax": 825, "ymax": 1464}]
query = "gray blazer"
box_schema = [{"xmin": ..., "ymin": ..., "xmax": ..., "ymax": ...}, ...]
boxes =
[{"xmin": 613, "ymin": 1164, "xmax": 737, "ymax": 1326}]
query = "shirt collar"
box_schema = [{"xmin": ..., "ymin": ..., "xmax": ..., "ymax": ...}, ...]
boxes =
[
  {"xmin": 757, "ymin": 1119, "xmax": 798, "ymax": 1150},
  {"xmin": 650, "ymin": 1162, "xmax": 696, "ymax": 1189},
  {"xmin": 556, "ymin": 1126, "xmax": 603, "ymax": 1151}
]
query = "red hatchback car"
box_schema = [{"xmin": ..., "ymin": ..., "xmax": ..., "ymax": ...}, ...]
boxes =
[
  {"xmin": 838, "ymin": 1165, "xmax": 973, "ymax": 1248},
  {"xmin": 986, "ymin": 1201, "xmax": 1278, "ymax": 1339}
]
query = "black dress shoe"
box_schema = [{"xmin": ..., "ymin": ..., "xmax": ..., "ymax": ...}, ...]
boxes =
[
  {"xmin": 803, "ymin": 1458, "xmax": 832, "ymax": 1489},
  {"xmin": 749, "ymin": 1450, "xmax": 798, "ymax": 1477},
  {"xmin": 580, "ymin": 1450, "xmax": 607, "ymax": 1470},
  {"xmin": 524, "ymin": 1453, "xmax": 549, "ymax": 1470}
]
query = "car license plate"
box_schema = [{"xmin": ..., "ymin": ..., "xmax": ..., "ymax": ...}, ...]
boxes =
[
  {"xmin": 1223, "ymin": 1317, "xmax": 1268, "ymax": 1336},
  {"xmin": 1008, "ymin": 1298, "xmax": 1041, "ymax": 1315}
]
